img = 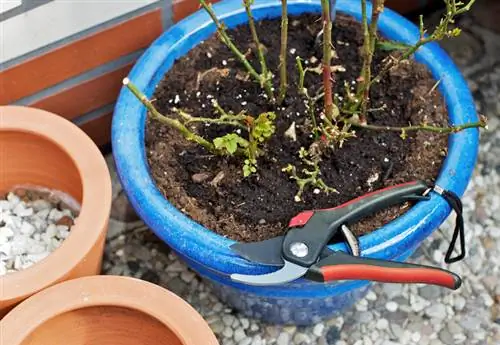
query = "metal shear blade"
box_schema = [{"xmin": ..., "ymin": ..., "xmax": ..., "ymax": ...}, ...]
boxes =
[{"xmin": 230, "ymin": 260, "xmax": 308, "ymax": 286}]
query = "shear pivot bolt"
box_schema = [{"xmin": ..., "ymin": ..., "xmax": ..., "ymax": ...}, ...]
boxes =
[{"xmin": 290, "ymin": 242, "xmax": 309, "ymax": 258}]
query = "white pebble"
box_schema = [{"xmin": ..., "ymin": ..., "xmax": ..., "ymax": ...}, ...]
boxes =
[
  {"xmin": 5, "ymin": 215, "xmax": 21, "ymax": 229},
  {"xmin": 0, "ymin": 191, "xmax": 76, "ymax": 275},
  {"xmin": 365, "ymin": 290, "xmax": 377, "ymax": 301},
  {"xmin": 48, "ymin": 208, "xmax": 64, "ymax": 222},
  {"xmin": 251, "ymin": 335, "xmax": 263, "ymax": 345},
  {"xmin": 385, "ymin": 301, "xmax": 398, "ymax": 312},
  {"xmin": 14, "ymin": 255, "xmax": 23, "ymax": 270},
  {"xmin": 293, "ymin": 333, "xmax": 310, "ymax": 344},
  {"xmin": 376, "ymin": 318, "xmax": 389, "ymax": 330},
  {"xmin": 223, "ymin": 315, "xmax": 235, "ymax": 327},
  {"xmin": 181, "ymin": 270, "xmax": 195, "ymax": 283},
  {"xmin": 313, "ymin": 323, "xmax": 325, "ymax": 336},
  {"xmin": 222, "ymin": 60, "xmax": 227, "ymax": 66},
  {"xmin": 240, "ymin": 318, "xmax": 250, "ymax": 330},
  {"xmin": 31, "ymin": 199, "xmax": 51, "ymax": 211},
  {"xmin": 13, "ymin": 203, "xmax": 33, "ymax": 217},
  {"xmin": 239, "ymin": 338, "xmax": 251, "ymax": 345},
  {"xmin": 223, "ymin": 327, "xmax": 233, "ymax": 338},
  {"xmin": 0, "ymin": 200, "xmax": 10, "ymax": 211},
  {"xmin": 432, "ymin": 250, "xmax": 444, "ymax": 263},
  {"xmin": 57, "ymin": 226, "xmax": 70, "ymax": 239},
  {"xmin": 0, "ymin": 226, "xmax": 14, "ymax": 238},
  {"xmin": 411, "ymin": 332, "xmax": 421, "ymax": 342},
  {"xmin": 7, "ymin": 193, "xmax": 21, "ymax": 207},
  {"xmin": 0, "ymin": 235, "xmax": 9, "ymax": 245},
  {"xmin": 20, "ymin": 221, "xmax": 36, "ymax": 236},
  {"xmin": 0, "ymin": 243, "xmax": 11, "ymax": 256},
  {"xmin": 277, "ymin": 332, "xmax": 290, "ymax": 345},
  {"xmin": 36, "ymin": 209, "xmax": 50, "ymax": 220},
  {"xmin": 425, "ymin": 304, "xmax": 447, "ymax": 319},
  {"xmin": 233, "ymin": 328, "xmax": 246, "ymax": 342},
  {"xmin": 45, "ymin": 224, "xmax": 58, "ymax": 238}
]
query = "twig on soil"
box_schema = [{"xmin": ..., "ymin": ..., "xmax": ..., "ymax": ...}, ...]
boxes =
[{"xmin": 427, "ymin": 79, "xmax": 442, "ymax": 96}]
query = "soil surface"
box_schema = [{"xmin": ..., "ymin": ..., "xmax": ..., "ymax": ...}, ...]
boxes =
[{"xmin": 145, "ymin": 14, "xmax": 448, "ymax": 243}]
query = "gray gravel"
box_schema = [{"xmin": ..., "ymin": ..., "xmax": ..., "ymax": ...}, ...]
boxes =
[{"xmin": 103, "ymin": 4, "xmax": 500, "ymax": 345}]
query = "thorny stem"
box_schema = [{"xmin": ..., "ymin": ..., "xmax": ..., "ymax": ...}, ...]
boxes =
[
  {"xmin": 199, "ymin": 0, "xmax": 273, "ymax": 99},
  {"xmin": 321, "ymin": 0, "xmax": 335, "ymax": 120},
  {"xmin": 346, "ymin": 116, "xmax": 488, "ymax": 136},
  {"xmin": 357, "ymin": 0, "xmax": 385, "ymax": 124},
  {"xmin": 175, "ymin": 105, "xmax": 247, "ymax": 130},
  {"xmin": 278, "ymin": 0, "xmax": 288, "ymax": 104},
  {"xmin": 243, "ymin": 0, "xmax": 274, "ymax": 101},
  {"xmin": 123, "ymin": 78, "xmax": 217, "ymax": 154}
]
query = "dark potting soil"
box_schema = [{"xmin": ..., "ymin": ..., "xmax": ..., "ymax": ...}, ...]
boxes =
[{"xmin": 145, "ymin": 14, "xmax": 448, "ymax": 243}]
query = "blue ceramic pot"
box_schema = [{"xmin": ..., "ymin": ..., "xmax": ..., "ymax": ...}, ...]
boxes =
[{"xmin": 112, "ymin": 0, "xmax": 479, "ymax": 325}]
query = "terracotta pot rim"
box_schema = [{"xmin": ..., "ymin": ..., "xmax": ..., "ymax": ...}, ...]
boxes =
[
  {"xmin": 1, "ymin": 275, "xmax": 219, "ymax": 345},
  {"xmin": 0, "ymin": 105, "xmax": 112, "ymax": 301}
]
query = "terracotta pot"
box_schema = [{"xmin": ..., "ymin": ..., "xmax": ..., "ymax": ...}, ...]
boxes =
[
  {"xmin": 1, "ymin": 275, "xmax": 219, "ymax": 345},
  {"xmin": 0, "ymin": 105, "xmax": 112, "ymax": 317}
]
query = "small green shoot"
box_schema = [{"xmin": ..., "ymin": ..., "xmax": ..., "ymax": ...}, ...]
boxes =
[
  {"xmin": 283, "ymin": 147, "xmax": 338, "ymax": 202},
  {"xmin": 213, "ymin": 133, "xmax": 249, "ymax": 154}
]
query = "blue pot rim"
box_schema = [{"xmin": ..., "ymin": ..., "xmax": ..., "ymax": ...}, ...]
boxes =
[{"xmin": 112, "ymin": 0, "xmax": 479, "ymax": 277}]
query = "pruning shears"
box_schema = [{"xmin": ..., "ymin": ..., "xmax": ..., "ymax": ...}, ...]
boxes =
[{"xmin": 230, "ymin": 181, "xmax": 463, "ymax": 289}]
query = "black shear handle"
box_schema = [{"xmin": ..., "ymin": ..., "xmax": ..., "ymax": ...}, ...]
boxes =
[
  {"xmin": 305, "ymin": 251, "xmax": 461, "ymax": 290},
  {"xmin": 283, "ymin": 181, "xmax": 429, "ymax": 267}
]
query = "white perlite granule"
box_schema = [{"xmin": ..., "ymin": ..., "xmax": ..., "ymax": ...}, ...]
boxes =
[{"xmin": 0, "ymin": 191, "xmax": 77, "ymax": 275}]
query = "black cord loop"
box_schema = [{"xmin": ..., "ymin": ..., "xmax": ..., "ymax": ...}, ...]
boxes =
[{"xmin": 430, "ymin": 185, "xmax": 465, "ymax": 264}]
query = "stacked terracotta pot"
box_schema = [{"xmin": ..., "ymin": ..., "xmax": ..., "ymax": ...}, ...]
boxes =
[{"xmin": 0, "ymin": 106, "xmax": 218, "ymax": 345}]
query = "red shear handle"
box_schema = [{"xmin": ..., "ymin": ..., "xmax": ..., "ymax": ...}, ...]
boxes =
[{"xmin": 305, "ymin": 252, "xmax": 461, "ymax": 290}]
